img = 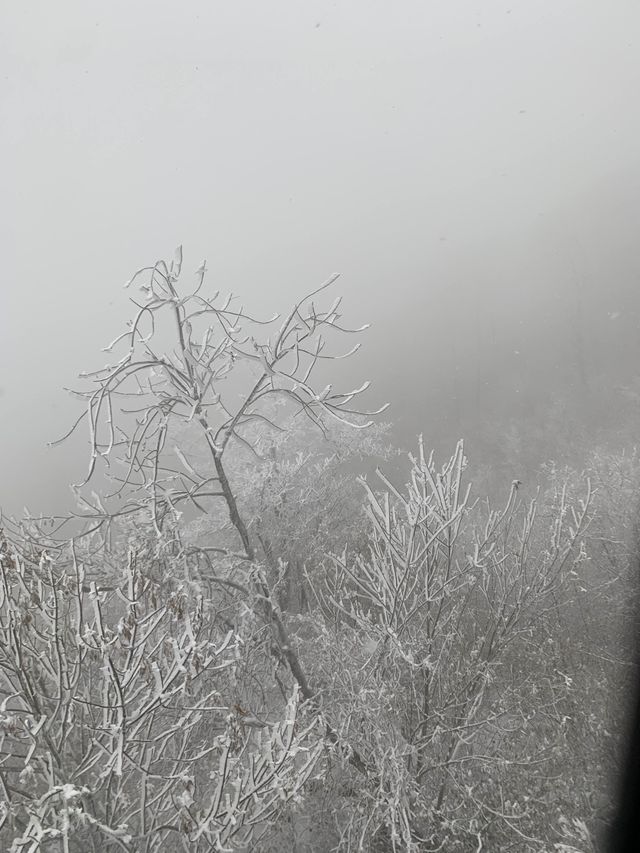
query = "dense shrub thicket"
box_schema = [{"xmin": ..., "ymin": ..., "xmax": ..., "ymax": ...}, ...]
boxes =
[{"xmin": 1, "ymin": 255, "xmax": 637, "ymax": 852}]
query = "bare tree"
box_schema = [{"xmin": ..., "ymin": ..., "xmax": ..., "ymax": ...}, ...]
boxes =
[
  {"xmin": 49, "ymin": 249, "xmax": 384, "ymax": 542},
  {"xmin": 305, "ymin": 440, "xmax": 593, "ymax": 851},
  {"xmin": 28, "ymin": 251, "xmax": 387, "ymax": 774}
]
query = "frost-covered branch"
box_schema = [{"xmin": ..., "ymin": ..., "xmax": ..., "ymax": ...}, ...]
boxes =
[{"xmin": 0, "ymin": 538, "xmax": 321, "ymax": 852}]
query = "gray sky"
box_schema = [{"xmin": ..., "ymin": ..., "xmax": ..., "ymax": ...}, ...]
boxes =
[{"xmin": 2, "ymin": 1, "xmax": 640, "ymax": 516}]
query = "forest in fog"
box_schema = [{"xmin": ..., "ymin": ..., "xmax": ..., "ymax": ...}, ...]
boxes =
[
  {"xmin": 4, "ymin": 4, "xmax": 640, "ymax": 850},
  {"xmin": 0, "ymin": 253, "xmax": 637, "ymax": 852}
]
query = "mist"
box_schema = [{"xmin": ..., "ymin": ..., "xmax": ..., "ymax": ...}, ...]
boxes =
[
  {"xmin": 4, "ymin": 4, "xmax": 640, "ymax": 849},
  {"xmin": 2, "ymin": 0, "xmax": 640, "ymax": 513}
]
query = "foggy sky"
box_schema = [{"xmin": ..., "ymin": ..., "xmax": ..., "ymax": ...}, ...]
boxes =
[{"xmin": 2, "ymin": 1, "xmax": 640, "ymax": 517}]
